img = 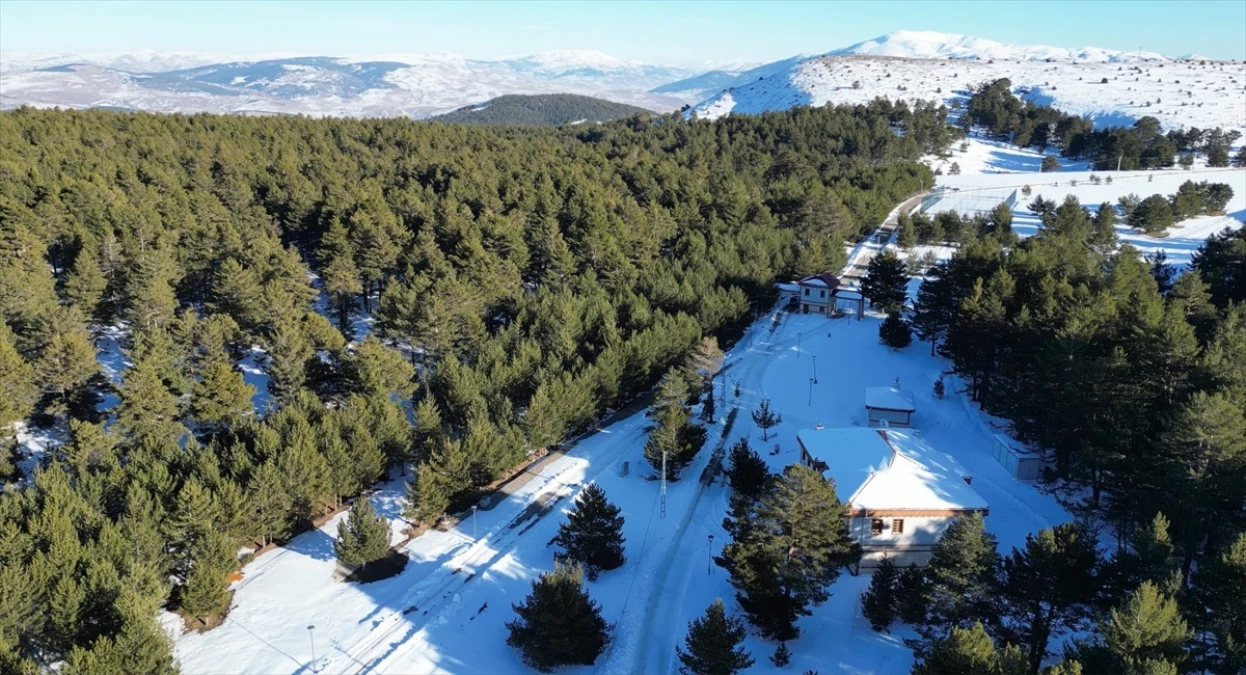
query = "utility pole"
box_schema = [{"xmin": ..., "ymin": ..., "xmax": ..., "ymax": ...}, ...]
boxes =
[
  {"xmin": 707, "ymin": 534, "xmax": 715, "ymax": 575},
  {"xmin": 307, "ymin": 625, "xmax": 318, "ymax": 674},
  {"xmin": 660, "ymin": 452, "xmax": 667, "ymax": 519}
]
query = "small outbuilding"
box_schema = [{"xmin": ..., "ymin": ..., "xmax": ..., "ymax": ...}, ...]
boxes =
[
  {"xmin": 864, "ymin": 382, "xmax": 915, "ymax": 427},
  {"xmin": 991, "ymin": 434, "xmax": 1044, "ymax": 481}
]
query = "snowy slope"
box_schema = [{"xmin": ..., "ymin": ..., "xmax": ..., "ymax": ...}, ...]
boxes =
[{"xmin": 692, "ymin": 32, "xmax": 1246, "ymax": 138}]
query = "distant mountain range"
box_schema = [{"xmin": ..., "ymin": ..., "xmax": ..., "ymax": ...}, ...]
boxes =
[
  {"xmin": 429, "ymin": 94, "xmax": 651, "ymax": 126},
  {"xmin": 3, "ymin": 31, "xmax": 1238, "ymax": 130}
]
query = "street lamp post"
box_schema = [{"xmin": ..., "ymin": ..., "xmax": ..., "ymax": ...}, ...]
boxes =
[
  {"xmin": 471, "ymin": 505, "xmax": 478, "ymax": 540},
  {"xmin": 812, "ymin": 354, "xmax": 818, "ymax": 384},
  {"xmin": 808, "ymin": 378, "xmax": 815, "ymax": 407},
  {"xmin": 707, "ymin": 534, "xmax": 715, "ymax": 576},
  {"xmin": 307, "ymin": 625, "xmax": 317, "ymax": 674},
  {"xmin": 797, "ymin": 332, "xmax": 801, "ymax": 357}
]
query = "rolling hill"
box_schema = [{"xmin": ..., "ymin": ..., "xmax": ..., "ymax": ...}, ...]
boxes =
[
  {"xmin": 429, "ymin": 93, "xmax": 653, "ymax": 126},
  {"xmin": 690, "ymin": 32, "xmax": 1246, "ymax": 138}
]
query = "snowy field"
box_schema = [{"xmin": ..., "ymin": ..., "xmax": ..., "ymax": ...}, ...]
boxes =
[
  {"xmin": 928, "ymin": 157, "xmax": 1246, "ymax": 268},
  {"xmin": 171, "ymin": 309, "xmax": 1071, "ymax": 675}
]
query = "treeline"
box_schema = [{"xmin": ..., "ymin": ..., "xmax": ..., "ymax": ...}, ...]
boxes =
[
  {"xmin": 963, "ymin": 78, "xmax": 1246, "ymax": 169},
  {"xmin": 907, "ymin": 198, "xmax": 1246, "ymax": 669},
  {"xmin": 0, "ymin": 99, "xmax": 948, "ymax": 671},
  {"xmin": 861, "ymin": 511, "xmax": 1246, "ymax": 674}
]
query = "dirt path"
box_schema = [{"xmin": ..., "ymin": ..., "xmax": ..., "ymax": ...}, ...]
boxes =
[{"xmin": 841, "ymin": 191, "xmax": 928, "ymax": 286}]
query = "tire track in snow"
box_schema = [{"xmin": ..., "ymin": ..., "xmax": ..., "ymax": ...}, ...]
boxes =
[{"xmin": 346, "ymin": 416, "xmax": 648, "ymax": 674}]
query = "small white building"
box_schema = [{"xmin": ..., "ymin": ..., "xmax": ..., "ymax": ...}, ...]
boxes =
[
  {"xmin": 864, "ymin": 384, "xmax": 915, "ymax": 427},
  {"xmin": 796, "ymin": 427, "xmax": 989, "ymax": 568},
  {"xmin": 796, "ymin": 273, "xmax": 841, "ymax": 316}
]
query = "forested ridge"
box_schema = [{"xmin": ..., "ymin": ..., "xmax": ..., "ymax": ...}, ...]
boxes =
[
  {"xmin": 0, "ymin": 100, "xmax": 948, "ymax": 671},
  {"xmin": 429, "ymin": 93, "xmax": 653, "ymax": 126}
]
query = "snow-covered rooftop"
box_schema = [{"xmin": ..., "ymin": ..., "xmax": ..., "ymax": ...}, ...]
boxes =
[
  {"xmin": 797, "ymin": 427, "xmax": 988, "ymax": 512},
  {"xmin": 865, "ymin": 385, "xmax": 915, "ymax": 412}
]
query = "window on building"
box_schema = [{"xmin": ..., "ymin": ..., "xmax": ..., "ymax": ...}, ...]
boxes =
[
  {"xmin": 870, "ymin": 518, "xmax": 884, "ymax": 535},
  {"xmin": 820, "ymin": 290, "xmax": 825, "ymax": 298},
  {"xmin": 803, "ymin": 287, "xmax": 809, "ymax": 296},
  {"xmin": 892, "ymin": 519, "xmax": 904, "ymax": 534}
]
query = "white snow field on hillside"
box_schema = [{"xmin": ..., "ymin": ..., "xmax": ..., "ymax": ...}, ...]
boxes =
[
  {"xmin": 694, "ymin": 34, "xmax": 1246, "ymax": 138},
  {"xmin": 929, "ymin": 163, "xmax": 1246, "ymax": 267},
  {"xmin": 172, "ymin": 310, "xmax": 1070, "ymax": 675}
]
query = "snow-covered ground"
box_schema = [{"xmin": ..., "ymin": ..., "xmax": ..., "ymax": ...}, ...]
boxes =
[
  {"xmin": 694, "ymin": 50, "xmax": 1246, "ymax": 140},
  {"xmin": 928, "ymin": 156, "xmax": 1246, "ymax": 268},
  {"xmin": 172, "ymin": 307, "xmax": 1071, "ymax": 675}
]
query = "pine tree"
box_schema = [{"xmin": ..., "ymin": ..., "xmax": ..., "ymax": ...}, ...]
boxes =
[
  {"xmin": 34, "ymin": 324, "xmax": 99, "ymax": 414},
  {"xmin": 0, "ymin": 322, "xmax": 38, "ymax": 429},
  {"xmin": 913, "ymin": 264, "xmax": 957, "ymax": 356},
  {"xmin": 718, "ymin": 464, "xmax": 860, "ymax": 640},
  {"xmin": 644, "ymin": 402, "xmax": 706, "ymax": 480},
  {"xmin": 550, "ymin": 483, "xmax": 625, "ymax": 579},
  {"xmin": 723, "ymin": 438, "xmax": 770, "ymax": 502},
  {"xmin": 179, "ymin": 530, "xmax": 235, "ymax": 621},
  {"xmin": 770, "ymin": 642, "xmax": 791, "ymax": 667},
  {"xmin": 919, "ymin": 512, "xmax": 1002, "ymax": 641},
  {"xmin": 115, "ymin": 354, "xmax": 185, "ymax": 449},
  {"xmin": 265, "ymin": 319, "xmax": 312, "ymax": 403},
  {"xmin": 1101, "ymin": 582, "xmax": 1191, "ymax": 674},
  {"xmin": 209, "ymin": 258, "xmax": 265, "ymax": 333},
  {"xmin": 750, "ymin": 398, "xmax": 781, "ymax": 442},
  {"xmin": 335, "ymin": 498, "xmax": 391, "ymax": 570},
  {"xmin": 247, "ymin": 460, "xmax": 292, "ymax": 547},
  {"xmin": 913, "ymin": 622, "xmax": 1011, "ymax": 675},
  {"xmin": 862, "ymin": 555, "xmax": 901, "ymax": 632},
  {"xmin": 676, "ymin": 598, "xmax": 754, "ymax": 675},
  {"xmin": 344, "ymin": 335, "xmax": 413, "ymax": 399},
  {"xmin": 506, "ymin": 563, "xmax": 608, "ymax": 672},
  {"xmin": 64, "ymin": 248, "xmax": 107, "ymax": 320},
  {"xmin": 879, "ymin": 311, "xmax": 913, "ymax": 348},
  {"xmin": 275, "ymin": 420, "xmax": 331, "ymax": 523},
  {"xmin": 1111, "ymin": 512, "xmax": 1179, "ymax": 597},
  {"xmin": 191, "ymin": 357, "xmax": 256, "ymax": 429},
  {"xmin": 318, "ymin": 218, "xmax": 362, "ymax": 336},
  {"xmin": 166, "ymin": 478, "xmax": 221, "ymax": 574},
  {"xmin": 1191, "ymin": 532, "xmax": 1246, "ymax": 673},
  {"xmin": 1091, "ymin": 202, "xmax": 1118, "ymax": 250},
  {"xmin": 897, "ymin": 563, "xmax": 929, "ymax": 624},
  {"xmin": 862, "ymin": 250, "xmax": 910, "ymax": 311},
  {"xmin": 998, "ymin": 523, "xmax": 1100, "ymax": 671}
]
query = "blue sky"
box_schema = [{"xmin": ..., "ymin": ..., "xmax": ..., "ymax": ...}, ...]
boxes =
[{"xmin": 2, "ymin": 0, "xmax": 1244, "ymax": 65}]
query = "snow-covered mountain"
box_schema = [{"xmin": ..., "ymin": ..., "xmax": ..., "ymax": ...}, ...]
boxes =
[
  {"xmin": 0, "ymin": 51, "xmax": 698, "ymax": 117},
  {"xmin": 828, "ymin": 29, "xmax": 1169, "ymax": 63},
  {"xmin": 3, "ymin": 31, "xmax": 1242, "ymax": 125},
  {"xmin": 690, "ymin": 31, "xmax": 1246, "ymax": 138}
]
